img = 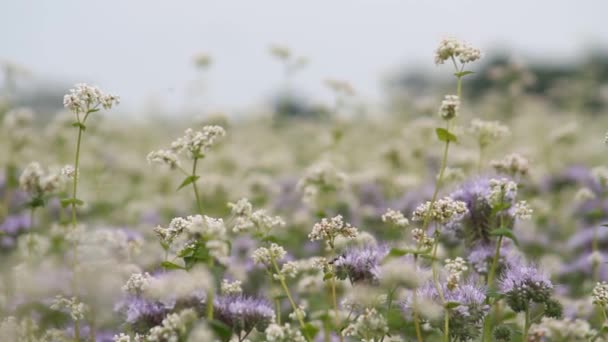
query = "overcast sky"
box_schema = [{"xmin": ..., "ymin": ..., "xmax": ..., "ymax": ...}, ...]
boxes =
[{"xmin": 1, "ymin": 0, "xmax": 607, "ymax": 114}]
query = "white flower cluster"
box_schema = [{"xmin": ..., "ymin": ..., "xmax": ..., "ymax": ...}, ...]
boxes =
[
  {"xmin": 220, "ymin": 279, "xmax": 243, "ymax": 295},
  {"xmin": 63, "ymin": 83, "xmax": 120, "ymax": 114},
  {"xmin": 265, "ymin": 322, "xmax": 306, "ymax": 342},
  {"xmin": 342, "ymin": 308, "xmax": 389, "ymax": 340},
  {"xmin": 297, "ymin": 160, "xmax": 346, "ymax": 204},
  {"xmin": 411, "ymin": 228, "xmax": 435, "ymax": 249},
  {"xmin": 592, "ymin": 281, "xmax": 608, "ymax": 307},
  {"xmin": 0, "ymin": 316, "xmax": 33, "ymax": 342},
  {"xmin": 60, "ymin": 165, "xmax": 77, "ymax": 179},
  {"xmin": 574, "ymin": 187, "xmax": 596, "ymax": 202},
  {"xmin": 381, "ymin": 208, "xmax": 409, "ymax": 227},
  {"xmin": 528, "ymin": 317, "xmax": 596, "ymax": 341},
  {"xmin": 171, "ymin": 126, "xmax": 226, "ymax": 158},
  {"xmin": 445, "ymin": 257, "xmax": 468, "ymax": 290},
  {"xmin": 146, "ymin": 150, "xmax": 181, "ymax": 169},
  {"xmin": 228, "ymin": 198, "xmax": 286, "ymax": 234},
  {"xmin": 275, "ymin": 261, "xmax": 299, "ymax": 280},
  {"xmin": 487, "ymin": 178, "xmax": 518, "ymax": 207},
  {"xmin": 147, "ymin": 309, "xmax": 198, "ymax": 342},
  {"xmin": 113, "ymin": 333, "xmax": 144, "ymax": 342},
  {"xmin": 19, "ymin": 162, "xmax": 64, "ymax": 197},
  {"xmin": 491, "ymin": 153, "xmax": 529, "ymax": 177},
  {"xmin": 514, "ymin": 201, "xmax": 533, "ymax": 220},
  {"xmin": 434, "ymin": 37, "xmax": 481, "ymax": 65},
  {"xmin": 309, "ymin": 215, "xmax": 359, "ymax": 246},
  {"xmin": 252, "ymin": 243, "xmax": 287, "ymax": 266},
  {"xmin": 154, "ymin": 215, "xmax": 226, "ymax": 247},
  {"xmin": 411, "ymin": 197, "xmax": 468, "ymax": 225},
  {"xmin": 146, "ymin": 268, "xmax": 214, "ymax": 304},
  {"xmin": 50, "ymin": 295, "xmax": 88, "ymax": 321},
  {"xmin": 469, "ymin": 119, "xmax": 511, "ymax": 148},
  {"xmin": 380, "ymin": 259, "xmax": 429, "ymax": 289},
  {"xmin": 122, "ymin": 272, "xmax": 152, "ymax": 295},
  {"xmin": 439, "ymin": 95, "xmax": 460, "ymax": 120}
]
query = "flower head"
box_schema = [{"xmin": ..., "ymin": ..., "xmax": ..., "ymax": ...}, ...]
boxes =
[
  {"xmin": 434, "ymin": 37, "xmax": 481, "ymax": 65},
  {"xmin": 334, "ymin": 245, "xmax": 388, "ymax": 284},
  {"xmin": 411, "ymin": 196, "xmax": 468, "ymax": 226},
  {"xmin": 309, "ymin": 215, "xmax": 359, "ymax": 247},
  {"xmin": 63, "ymin": 83, "xmax": 119, "ymax": 114},
  {"xmin": 439, "ymin": 95, "xmax": 460, "ymax": 120},
  {"xmin": 499, "ymin": 262, "xmax": 553, "ymax": 312},
  {"xmin": 213, "ymin": 295, "xmax": 274, "ymax": 333}
]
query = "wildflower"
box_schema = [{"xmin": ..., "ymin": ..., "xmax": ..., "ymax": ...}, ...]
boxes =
[
  {"xmin": 146, "ymin": 149, "xmax": 181, "ymax": 169},
  {"xmin": 19, "ymin": 162, "xmax": 63, "ymax": 197},
  {"xmin": 297, "ymin": 160, "xmax": 346, "ymax": 204},
  {"xmin": 60, "ymin": 165, "xmax": 76, "ymax": 179},
  {"xmin": 334, "ymin": 245, "xmax": 388, "ymax": 284},
  {"xmin": 228, "ymin": 198, "xmax": 254, "ymax": 232},
  {"xmin": 528, "ymin": 317, "xmax": 596, "ymax": 341},
  {"xmin": 213, "ymin": 295, "xmax": 274, "ymax": 334},
  {"xmin": 411, "ymin": 196, "xmax": 468, "ymax": 225},
  {"xmin": 63, "ymin": 83, "xmax": 119, "ymax": 114},
  {"xmin": 50, "ymin": 295, "xmax": 88, "ymax": 321},
  {"xmin": 379, "ymin": 257, "xmax": 429, "ymax": 289},
  {"xmin": 469, "ymin": 119, "xmax": 511, "ymax": 148},
  {"xmin": 491, "ymin": 153, "xmax": 529, "ymax": 177},
  {"xmin": 499, "ymin": 263, "xmax": 553, "ymax": 312},
  {"xmin": 146, "ymin": 309, "xmax": 198, "ymax": 342},
  {"xmin": 434, "ymin": 38, "xmax": 481, "ymax": 65},
  {"xmin": 592, "ymin": 282, "xmax": 608, "ymax": 307},
  {"xmin": 265, "ymin": 322, "xmax": 306, "ymax": 342},
  {"xmin": 381, "ymin": 208, "xmax": 409, "ymax": 227},
  {"xmin": 467, "ymin": 243, "xmax": 515, "ymax": 276},
  {"xmin": 309, "ymin": 215, "xmax": 359, "ymax": 247},
  {"xmin": 574, "ymin": 187, "xmax": 595, "ymax": 202},
  {"xmin": 325, "ymin": 79, "xmax": 356, "ymax": 96},
  {"xmin": 445, "ymin": 257, "xmax": 468, "ymax": 290},
  {"xmin": 122, "ymin": 272, "xmax": 152, "ymax": 295},
  {"xmin": 277, "ymin": 261, "xmax": 299, "ymax": 280},
  {"xmin": 220, "ymin": 279, "xmax": 243, "ymax": 295},
  {"xmin": 487, "ymin": 178, "xmax": 518, "ymax": 208},
  {"xmin": 438, "ymin": 95, "xmax": 460, "ymax": 120},
  {"xmin": 411, "ymin": 228, "xmax": 435, "ymax": 249},
  {"xmin": 252, "ymin": 243, "xmax": 287, "ymax": 266},
  {"xmin": 170, "ymin": 126, "xmax": 226, "ymax": 158},
  {"xmin": 514, "ymin": 201, "xmax": 533, "ymax": 220},
  {"xmin": 342, "ymin": 308, "xmax": 388, "ymax": 340}
]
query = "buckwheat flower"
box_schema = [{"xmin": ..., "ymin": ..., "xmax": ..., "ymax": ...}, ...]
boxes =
[
  {"xmin": 228, "ymin": 198, "xmax": 254, "ymax": 232},
  {"xmin": 411, "ymin": 227, "xmax": 435, "ymax": 249},
  {"xmin": 491, "ymin": 153, "xmax": 529, "ymax": 177},
  {"xmin": 61, "ymin": 165, "xmax": 76, "ymax": 179},
  {"xmin": 592, "ymin": 282, "xmax": 608, "ymax": 307},
  {"xmin": 445, "ymin": 257, "xmax": 468, "ymax": 290},
  {"xmin": 147, "ymin": 309, "xmax": 197, "ymax": 342},
  {"xmin": 309, "ymin": 215, "xmax": 359, "ymax": 247},
  {"xmin": 170, "ymin": 125, "xmax": 226, "ymax": 158},
  {"xmin": 438, "ymin": 95, "xmax": 460, "ymax": 120},
  {"xmin": 122, "ymin": 272, "xmax": 152, "ymax": 295},
  {"xmin": 379, "ymin": 257, "xmax": 429, "ymax": 289},
  {"xmin": 297, "ymin": 160, "xmax": 346, "ymax": 204},
  {"xmin": 342, "ymin": 307, "xmax": 388, "ymax": 340},
  {"xmin": 499, "ymin": 263, "xmax": 553, "ymax": 312},
  {"xmin": 18, "ymin": 162, "xmax": 44, "ymax": 194},
  {"xmin": 213, "ymin": 295, "xmax": 274, "ymax": 334},
  {"xmin": 153, "ymin": 217, "xmax": 189, "ymax": 246},
  {"xmin": 63, "ymin": 83, "xmax": 119, "ymax": 114},
  {"xmin": 221, "ymin": 279, "xmax": 243, "ymax": 295},
  {"xmin": 574, "ymin": 187, "xmax": 596, "ymax": 202},
  {"xmin": 146, "ymin": 149, "xmax": 181, "ymax": 169},
  {"xmin": 251, "ymin": 210, "xmax": 286, "ymax": 234},
  {"xmin": 277, "ymin": 261, "xmax": 299, "ymax": 279},
  {"xmin": 265, "ymin": 322, "xmax": 306, "ymax": 342},
  {"xmin": 469, "ymin": 119, "xmax": 511, "ymax": 148},
  {"xmin": 334, "ymin": 245, "xmax": 388, "ymax": 284},
  {"xmin": 252, "ymin": 243, "xmax": 287, "ymax": 266},
  {"xmin": 435, "ymin": 38, "xmax": 481, "ymax": 65},
  {"xmin": 381, "ymin": 208, "xmax": 409, "ymax": 227},
  {"xmin": 186, "ymin": 214, "xmax": 226, "ymax": 239},
  {"xmin": 187, "ymin": 322, "xmax": 215, "ymax": 342},
  {"xmin": 528, "ymin": 317, "xmax": 596, "ymax": 341},
  {"xmin": 50, "ymin": 295, "xmax": 88, "ymax": 321},
  {"xmin": 411, "ymin": 196, "xmax": 468, "ymax": 225},
  {"xmin": 486, "ymin": 178, "xmax": 518, "ymax": 208},
  {"xmin": 514, "ymin": 201, "xmax": 533, "ymax": 220},
  {"xmin": 441, "ymin": 167, "xmax": 466, "ymax": 184},
  {"xmin": 145, "ymin": 267, "xmax": 214, "ymax": 305}
]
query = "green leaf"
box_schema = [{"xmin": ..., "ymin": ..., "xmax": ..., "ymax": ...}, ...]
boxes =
[
  {"xmin": 301, "ymin": 323, "xmax": 320, "ymax": 340},
  {"xmin": 60, "ymin": 198, "xmax": 84, "ymax": 208},
  {"xmin": 435, "ymin": 128, "xmax": 457, "ymax": 143},
  {"xmin": 490, "ymin": 227, "xmax": 520, "ymax": 247},
  {"xmin": 454, "ymin": 71, "xmax": 475, "ymax": 78},
  {"xmin": 445, "ymin": 301, "xmax": 461, "ymax": 309},
  {"xmin": 208, "ymin": 319, "xmax": 232, "ymax": 341},
  {"xmin": 323, "ymin": 272, "xmax": 334, "ymax": 281},
  {"xmin": 161, "ymin": 261, "xmax": 185, "ymax": 270},
  {"xmin": 387, "ymin": 248, "xmax": 408, "ymax": 257},
  {"xmin": 176, "ymin": 175, "xmax": 200, "ymax": 191},
  {"xmin": 27, "ymin": 197, "xmax": 46, "ymax": 208},
  {"xmin": 273, "ymin": 294, "xmax": 287, "ymax": 301},
  {"xmin": 87, "ymin": 108, "xmax": 100, "ymax": 114},
  {"xmin": 71, "ymin": 122, "xmax": 87, "ymax": 130}
]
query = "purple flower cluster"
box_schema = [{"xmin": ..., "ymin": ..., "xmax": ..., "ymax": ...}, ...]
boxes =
[
  {"xmin": 0, "ymin": 214, "xmax": 31, "ymax": 250},
  {"xmin": 499, "ymin": 262, "xmax": 553, "ymax": 312},
  {"xmin": 213, "ymin": 295, "xmax": 274, "ymax": 334},
  {"xmin": 334, "ymin": 245, "xmax": 388, "ymax": 284},
  {"xmin": 467, "ymin": 243, "xmax": 516, "ymax": 276}
]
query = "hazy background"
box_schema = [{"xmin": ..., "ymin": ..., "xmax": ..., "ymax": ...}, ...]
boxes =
[{"xmin": 1, "ymin": 0, "xmax": 607, "ymax": 114}]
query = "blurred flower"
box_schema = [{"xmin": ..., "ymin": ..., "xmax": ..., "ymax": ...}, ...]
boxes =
[
  {"xmin": 213, "ymin": 295, "xmax": 274, "ymax": 334},
  {"xmin": 334, "ymin": 245, "xmax": 388, "ymax": 284}
]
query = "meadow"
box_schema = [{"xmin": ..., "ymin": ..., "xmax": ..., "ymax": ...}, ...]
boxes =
[{"xmin": 1, "ymin": 38, "xmax": 608, "ymax": 341}]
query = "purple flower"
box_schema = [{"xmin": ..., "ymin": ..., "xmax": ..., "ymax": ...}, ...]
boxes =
[
  {"xmin": 213, "ymin": 295, "xmax": 274, "ymax": 333},
  {"xmin": 406, "ymin": 279, "xmax": 489, "ymax": 341},
  {"xmin": 467, "ymin": 243, "xmax": 517, "ymax": 276},
  {"xmin": 499, "ymin": 262, "xmax": 553, "ymax": 312},
  {"xmin": 114, "ymin": 296, "xmax": 167, "ymax": 331},
  {"xmin": 334, "ymin": 245, "xmax": 388, "ymax": 284}
]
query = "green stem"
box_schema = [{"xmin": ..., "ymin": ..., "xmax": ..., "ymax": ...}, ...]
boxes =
[
  {"xmin": 27, "ymin": 207, "xmax": 36, "ymax": 261},
  {"xmin": 487, "ymin": 236, "xmax": 503, "ymax": 289},
  {"xmin": 270, "ymin": 257, "xmax": 311, "ymax": 342},
  {"xmin": 478, "ymin": 145, "xmax": 484, "ymax": 174},
  {"xmin": 191, "ymin": 157, "xmax": 203, "ymax": 214},
  {"xmin": 593, "ymin": 225, "xmax": 600, "ymax": 282},
  {"xmin": 330, "ymin": 276, "xmax": 344, "ymax": 342},
  {"xmin": 444, "ymin": 309, "xmax": 450, "ymax": 342},
  {"xmin": 70, "ymin": 120, "xmax": 84, "ymax": 342},
  {"xmin": 276, "ymin": 298, "xmax": 281, "ymax": 325},
  {"xmin": 523, "ymin": 308, "xmax": 530, "ymax": 341}
]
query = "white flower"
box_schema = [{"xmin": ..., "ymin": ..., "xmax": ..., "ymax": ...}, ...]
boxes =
[
  {"xmin": 342, "ymin": 308, "xmax": 388, "ymax": 340},
  {"xmin": 439, "ymin": 95, "xmax": 460, "ymax": 120},
  {"xmin": 122, "ymin": 272, "xmax": 152, "ymax": 295},
  {"xmin": 252, "ymin": 243, "xmax": 287, "ymax": 265},
  {"xmin": 63, "ymin": 83, "xmax": 119, "ymax": 114},
  {"xmin": 469, "ymin": 119, "xmax": 511, "ymax": 148},
  {"xmin": 170, "ymin": 126, "xmax": 226, "ymax": 158},
  {"xmin": 61, "ymin": 165, "xmax": 76, "ymax": 179},
  {"xmin": 147, "ymin": 149, "xmax": 181, "ymax": 169},
  {"xmin": 514, "ymin": 201, "xmax": 533, "ymax": 220},
  {"xmin": 381, "ymin": 209, "xmax": 409, "ymax": 227},
  {"xmin": 411, "ymin": 197, "xmax": 468, "ymax": 225},
  {"xmin": 309, "ymin": 215, "xmax": 359, "ymax": 246},
  {"xmin": 50, "ymin": 296, "xmax": 88, "ymax": 321},
  {"xmin": 434, "ymin": 37, "xmax": 481, "ymax": 65},
  {"xmin": 220, "ymin": 279, "xmax": 243, "ymax": 295},
  {"xmin": 487, "ymin": 178, "xmax": 518, "ymax": 207},
  {"xmin": 593, "ymin": 282, "xmax": 608, "ymax": 307},
  {"xmin": 445, "ymin": 257, "xmax": 468, "ymax": 290},
  {"xmin": 491, "ymin": 153, "xmax": 529, "ymax": 177}
]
